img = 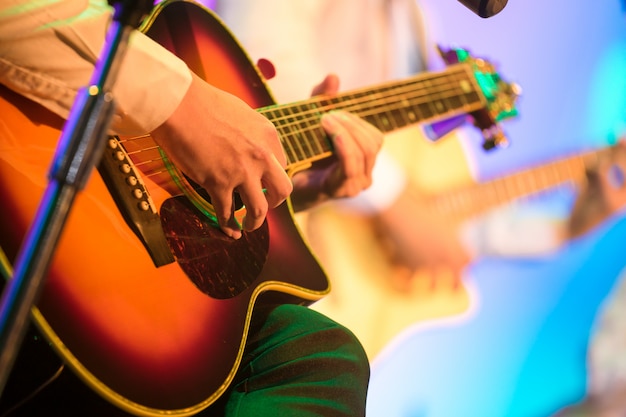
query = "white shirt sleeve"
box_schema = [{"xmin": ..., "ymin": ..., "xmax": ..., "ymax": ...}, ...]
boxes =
[{"xmin": 0, "ymin": 0, "xmax": 192, "ymax": 135}]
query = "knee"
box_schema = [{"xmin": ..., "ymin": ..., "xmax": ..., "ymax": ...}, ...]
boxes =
[{"xmin": 273, "ymin": 304, "xmax": 370, "ymax": 380}]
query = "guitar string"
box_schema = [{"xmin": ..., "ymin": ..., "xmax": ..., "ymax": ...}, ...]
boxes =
[
  {"xmin": 428, "ymin": 150, "xmax": 604, "ymax": 220},
  {"xmin": 118, "ymin": 66, "xmax": 470, "ymax": 147},
  {"xmin": 115, "ymin": 96, "xmax": 611, "ymax": 219},
  {"xmin": 120, "ymin": 66, "xmax": 474, "ymax": 157},
  {"xmin": 263, "ymin": 68, "xmax": 473, "ymax": 130},
  {"xmin": 118, "ymin": 67, "xmax": 479, "ymax": 184},
  {"xmin": 264, "ymin": 70, "xmax": 480, "ymax": 165},
  {"xmin": 114, "ymin": 139, "xmax": 609, "ymax": 224}
]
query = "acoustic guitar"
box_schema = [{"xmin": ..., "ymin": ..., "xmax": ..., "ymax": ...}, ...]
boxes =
[
  {"xmin": 0, "ymin": 0, "xmax": 518, "ymax": 415},
  {"xmin": 307, "ymin": 136, "xmax": 624, "ymax": 360}
]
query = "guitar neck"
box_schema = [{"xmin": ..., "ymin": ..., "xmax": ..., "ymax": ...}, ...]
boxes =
[
  {"xmin": 258, "ymin": 63, "xmax": 485, "ymax": 170},
  {"xmin": 428, "ymin": 147, "xmax": 611, "ymax": 221}
]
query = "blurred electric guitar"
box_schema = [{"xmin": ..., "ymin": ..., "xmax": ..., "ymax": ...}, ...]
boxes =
[
  {"xmin": 307, "ymin": 137, "xmax": 626, "ymax": 360},
  {"xmin": 0, "ymin": 0, "xmax": 518, "ymax": 415}
]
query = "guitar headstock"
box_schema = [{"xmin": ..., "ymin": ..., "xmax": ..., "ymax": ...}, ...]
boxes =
[{"xmin": 438, "ymin": 46, "xmax": 521, "ymax": 151}]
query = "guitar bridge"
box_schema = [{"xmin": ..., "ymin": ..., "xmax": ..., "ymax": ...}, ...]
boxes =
[{"xmin": 98, "ymin": 136, "xmax": 175, "ymax": 267}]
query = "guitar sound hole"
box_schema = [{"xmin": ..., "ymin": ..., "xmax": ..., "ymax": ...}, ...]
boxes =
[{"xmin": 160, "ymin": 196, "xmax": 269, "ymax": 299}]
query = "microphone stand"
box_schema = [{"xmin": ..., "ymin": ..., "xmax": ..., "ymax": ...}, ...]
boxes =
[{"xmin": 0, "ymin": 0, "xmax": 153, "ymax": 396}]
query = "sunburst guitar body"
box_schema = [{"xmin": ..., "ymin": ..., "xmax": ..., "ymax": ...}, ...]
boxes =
[{"xmin": 0, "ymin": 0, "xmax": 519, "ymax": 415}]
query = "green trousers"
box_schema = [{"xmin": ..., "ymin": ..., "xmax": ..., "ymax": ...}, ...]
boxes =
[
  {"xmin": 1, "ymin": 304, "xmax": 370, "ymax": 416},
  {"xmin": 206, "ymin": 304, "xmax": 370, "ymax": 416}
]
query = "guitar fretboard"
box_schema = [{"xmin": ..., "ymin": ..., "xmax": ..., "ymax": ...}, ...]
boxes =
[
  {"xmin": 428, "ymin": 147, "xmax": 612, "ymax": 221},
  {"xmin": 258, "ymin": 63, "xmax": 485, "ymax": 169}
]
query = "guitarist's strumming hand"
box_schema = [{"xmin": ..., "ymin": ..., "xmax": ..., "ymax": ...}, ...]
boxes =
[
  {"xmin": 291, "ymin": 74, "xmax": 384, "ymax": 212},
  {"xmin": 371, "ymin": 183, "xmax": 472, "ymax": 291},
  {"xmin": 151, "ymin": 72, "xmax": 293, "ymax": 239}
]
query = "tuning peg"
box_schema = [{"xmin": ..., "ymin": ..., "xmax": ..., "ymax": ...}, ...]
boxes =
[{"xmin": 481, "ymin": 124, "xmax": 509, "ymax": 151}]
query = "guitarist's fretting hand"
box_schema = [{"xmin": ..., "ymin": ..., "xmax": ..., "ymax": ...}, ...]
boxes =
[
  {"xmin": 291, "ymin": 74, "xmax": 384, "ymax": 212},
  {"xmin": 568, "ymin": 139, "xmax": 626, "ymax": 238},
  {"xmin": 151, "ymin": 72, "xmax": 293, "ymax": 239}
]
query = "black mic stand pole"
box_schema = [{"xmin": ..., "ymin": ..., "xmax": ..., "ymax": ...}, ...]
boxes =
[{"xmin": 0, "ymin": 0, "xmax": 153, "ymax": 396}]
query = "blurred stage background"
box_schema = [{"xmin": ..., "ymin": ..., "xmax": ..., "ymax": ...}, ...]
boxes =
[
  {"xmin": 200, "ymin": 0, "xmax": 626, "ymax": 415},
  {"xmin": 365, "ymin": 1, "xmax": 626, "ymax": 416}
]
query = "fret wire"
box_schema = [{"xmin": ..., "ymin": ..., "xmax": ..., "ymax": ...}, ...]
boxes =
[
  {"xmin": 286, "ymin": 107, "xmax": 316, "ymax": 159},
  {"xmin": 265, "ymin": 85, "xmax": 468, "ymax": 129},
  {"xmin": 348, "ymin": 75, "xmax": 468, "ymax": 118},
  {"xmin": 288, "ymin": 107, "xmax": 312, "ymax": 162},
  {"xmin": 429, "ymin": 149, "xmax": 609, "ymax": 221},
  {"xmin": 562, "ymin": 157, "xmax": 585, "ymax": 182},
  {"xmin": 309, "ymin": 82, "xmax": 471, "ymax": 124},
  {"xmin": 371, "ymin": 85, "xmax": 397, "ymax": 131},
  {"xmin": 274, "ymin": 108, "xmax": 302, "ymax": 164},
  {"xmin": 446, "ymin": 71, "xmax": 470, "ymax": 109},
  {"xmin": 117, "ymin": 60, "xmax": 504, "ymax": 181},
  {"xmin": 510, "ymin": 171, "xmax": 522, "ymax": 200},
  {"xmin": 301, "ymin": 101, "xmax": 326, "ymax": 155},
  {"xmin": 547, "ymin": 163, "xmax": 560, "ymax": 185},
  {"xmin": 262, "ymin": 75, "xmax": 480, "ymax": 139},
  {"xmin": 260, "ymin": 65, "xmax": 480, "ymax": 164},
  {"xmin": 261, "ymin": 65, "xmax": 473, "ymax": 125},
  {"xmin": 275, "ymin": 105, "xmax": 329, "ymax": 164},
  {"xmin": 293, "ymin": 103, "xmax": 322, "ymax": 158}
]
